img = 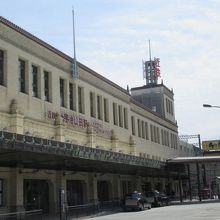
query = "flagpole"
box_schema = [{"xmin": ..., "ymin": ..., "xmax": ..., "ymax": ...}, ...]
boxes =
[
  {"xmin": 148, "ymin": 40, "xmax": 152, "ymax": 61},
  {"xmin": 72, "ymin": 7, "xmax": 78, "ymax": 78}
]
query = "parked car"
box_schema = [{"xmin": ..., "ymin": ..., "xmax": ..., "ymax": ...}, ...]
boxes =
[
  {"xmin": 145, "ymin": 190, "xmax": 170, "ymax": 207},
  {"xmin": 159, "ymin": 193, "xmax": 170, "ymax": 206},
  {"xmin": 122, "ymin": 191, "xmax": 151, "ymax": 211}
]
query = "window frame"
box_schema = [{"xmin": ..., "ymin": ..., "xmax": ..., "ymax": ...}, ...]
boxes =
[
  {"xmin": 18, "ymin": 59, "xmax": 26, "ymax": 94},
  {"xmin": 0, "ymin": 50, "xmax": 4, "ymax": 86}
]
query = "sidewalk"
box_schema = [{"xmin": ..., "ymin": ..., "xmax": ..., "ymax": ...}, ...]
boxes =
[
  {"xmin": 43, "ymin": 199, "xmax": 220, "ymax": 220},
  {"xmin": 170, "ymin": 198, "xmax": 220, "ymax": 205},
  {"xmin": 43, "ymin": 209, "xmax": 121, "ymax": 220}
]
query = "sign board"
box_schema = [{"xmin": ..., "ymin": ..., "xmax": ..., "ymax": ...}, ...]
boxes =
[{"xmin": 202, "ymin": 140, "xmax": 220, "ymax": 151}]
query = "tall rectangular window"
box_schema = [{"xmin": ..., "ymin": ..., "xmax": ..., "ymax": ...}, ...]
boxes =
[
  {"xmin": 103, "ymin": 98, "xmax": 109, "ymax": 122},
  {"xmin": 78, "ymin": 86, "xmax": 84, "ymax": 114},
  {"xmin": 0, "ymin": 179, "xmax": 3, "ymax": 206},
  {"xmin": 157, "ymin": 127, "xmax": 160, "ymax": 144},
  {"xmin": 131, "ymin": 116, "xmax": 135, "ymax": 135},
  {"xmin": 154, "ymin": 126, "xmax": 157, "ymax": 142},
  {"xmin": 113, "ymin": 102, "xmax": 118, "ymax": 125},
  {"xmin": 161, "ymin": 129, "xmax": 164, "ymax": 145},
  {"xmin": 19, "ymin": 59, "xmax": 26, "ymax": 93},
  {"xmin": 60, "ymin": 78, "xmax": 65, "ymax": 107},
  {"xmin": 145, "ymin": 122, "xmax": 149, "ymax": 140},
  {"xmin": 118, "ymin": 105, "xmax": 123, "ymax": 127},
  {"xmin": 44, "ymin": 71, "xmax": 50, "ymax": 101},
  {"xmin": 69, "ymin": 83, "xmax": 74, "ymax": 110},
  {"xmin": 137, "ymin": 119, "xmax": 141, "ymax": 137},
  {"xmin": 141, "ymin": 121, "xmax": 145, "ymax": 138},
  {"xmin": 0, "ymin": 50, "xmax": 4, "ymax": 86},
  {"xmin": 150, "ymin": 124, "xmax": 154, "ymax": 141},
  {"xmin": 32, "ymin": 65, "xmax": 38, "ymax": 97},
  {"xmin": 90, "ymin": 92, "xmax": 96, "ymax": 117},
  {"xmin": 124, "ymin": 108, "xmax": 128, "ymax": 129},
  {"xmin": 97, "ymin": 95, "xmax": 103, "ymax": 120},
  {"xmin": 166, "ymin": 131, "xmax": 170, "ymax": 147}
]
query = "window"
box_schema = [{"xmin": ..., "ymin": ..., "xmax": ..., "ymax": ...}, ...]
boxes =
[
  {"xmin": 154, "ymin": 126, "xmax": 157, "ymax": 142},
  {"xmin": 60, "ymin": 78, "xmax": 65, "ymax": 107},
  {"xmin": 44, "ymin": 71, "xmax": 50, "ymax": 101},
  {"xmin": 131, "ymin": 116, "xmax": 135, "ymax": 135},
  {"xmin": 19, "ymin": 59, "xmax": 26, "ymax": 93},
  {"xmin": 166, "ymin": 98, "xmax": 174, "ymax": 115},
  {"xmin": 97, "ymin": 95, "xmax": 103, "ymax": 120},
  {"xmin": 137, "ymin": 119, "xmax": 141, "ymax": 137},
  {"xmin": 124, "ymin": 108, "xmax": 128, "ymax": 129},
  {"xmin": 69, "ymin": 83, "xmax": 75, "ymax": 110},
  {"xmin": 113, "ymin": 102, "xmax": 118, "ymax": 125},
  {"xmin": 161, "ymin": 129, "xmax": 164, "ymax": 145},
  {"xmin": 166, "ymin": 98, "xmax": 169, "ymax": 113},
  {"xmin": 156, "ymin": 127, "xmax": 160, "ymax": 144},
  {"xmin": 145, "ymin": 122, "xmax": 149, "ymax": 140},
  {"xmin": 32, "ymin": 65, "xmax": 39, "ymax": 97},
  {"xmin": 118, "ymin": 105, "xmax": 123, "ymax": 127},
  {"xmin": 103, "ymin": 98, "xmax": 109, "ymax": 122},
  {"xmin": 0, "ymin": 179, "xmax": 3, "ymax": 206},
  {"xmin": 90, "ymin": 92, "xmax": 96, "ymax": 117},
  {"xmin": 0, "ymin": 50, "xmax": 4, "ymax": 86},
  {"xmin": 141, "ymin": 121, "xmax": 145, "ymax": 138},
  {"xmin": 78, "ymin": 86, "xmax": 84, "ymax": 114},
  {"xmin": 170, "ymin": 102, "xmax": 173, "ymax": 115},
  {"xmin": 166, "ymin": 131, "xmax": 170, "ymax": 147},
  {"xmin": 69, "ymin": 83, "xmax": 76, "ymax": 111},
  {"xmin": 150, "ymin": 124, "xmax": 153, "ymax": 141}
]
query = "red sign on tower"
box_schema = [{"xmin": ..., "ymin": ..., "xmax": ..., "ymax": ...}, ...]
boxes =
[{"xmin": 154, "ymin": 57, "xmax": 160, "ymax": 77}]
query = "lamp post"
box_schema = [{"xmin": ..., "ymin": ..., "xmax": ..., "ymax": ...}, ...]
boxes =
[{"xmin": 203, "ymin": 104, "xmax": 220, "ymax": 108}]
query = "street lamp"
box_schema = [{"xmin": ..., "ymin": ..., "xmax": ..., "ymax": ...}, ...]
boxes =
[{"xmin": 203, "ymin": 104, "xmax": 220, "ymax": 108}]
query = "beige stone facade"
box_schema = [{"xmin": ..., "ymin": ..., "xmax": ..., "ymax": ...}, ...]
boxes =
[{"xmin": 0, "ymin": 17, "xmax": 197, "ymax": 214}]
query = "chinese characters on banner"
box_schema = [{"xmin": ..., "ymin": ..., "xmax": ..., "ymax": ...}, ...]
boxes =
[{"xmin": 47, "ymin": 110, "xmax": 112, "ymax": 137}]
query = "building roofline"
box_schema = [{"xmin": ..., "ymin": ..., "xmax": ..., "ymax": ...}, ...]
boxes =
[
  {"xmin": 0, "ymin": 16, "xmax": 177, "ymax": 125},
  {"xmin": 0, "ymin": 16, "xmax": 129, "ymax": 95},
  {"xmin": 0, "ymin": 16, "xmax": 73, "ymax": 62},
  {"xmin": 131, "ymin": 84, "xmax": 174, "ymax": 95}
]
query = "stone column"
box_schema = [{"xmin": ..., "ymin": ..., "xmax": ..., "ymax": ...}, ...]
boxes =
[
  {"xmin": 87, "ymin": 125, "xmax": 95, "ymax": 148},
  {"xmin": 111, "ymin": 130, "xmax": 118, "ymax": 152},
  {"xmin": 129, "ymin": 136, "xmax": 136, "ymax": 155},
  {"xmin": 133, "ymin": 176, "xmax": 142, "ymax": 192},
  {"xmin": 112, "ymin": 175, "xmax": 121, "ymax": 201},
  {"xmin": 55, "ymin": 114, "xmax": 65, "ymax": 142},
  {"xmin": 9, "ymin": 99, "xmax": 24, "ymax": 134},
  {"xmin": 55, "ymin": 171, "xmax": 66, "ymax": 214},
  {"xmin": 161, "ymin": 179, "xmax": 166, "ymax": 193},
  {"xmin": 9, "ymin": 168, "xmax": 24, "ymax": 212},
  {"xmin": 87, "ymin": 173, "xmax": 98, "ymax": 204}
]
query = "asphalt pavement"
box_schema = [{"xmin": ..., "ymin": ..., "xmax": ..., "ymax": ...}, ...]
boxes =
[{"xmin": 85, "ymin": 200, "xmax": 220, "ymax": 220}]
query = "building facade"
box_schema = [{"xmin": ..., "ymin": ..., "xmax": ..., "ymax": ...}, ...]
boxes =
[{"xmin": 0, "ymin": 16, "xmax": 197, "ymax": 214}]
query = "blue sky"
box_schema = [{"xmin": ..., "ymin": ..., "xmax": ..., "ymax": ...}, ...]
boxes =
[{"xmin": 1, "ymin": 0, "xmax": 220, "ymax": 143}]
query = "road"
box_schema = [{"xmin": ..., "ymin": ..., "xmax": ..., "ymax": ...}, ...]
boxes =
[{"xmin": 86, "ymin": 202, "xmax": 220, "ymax": 220}]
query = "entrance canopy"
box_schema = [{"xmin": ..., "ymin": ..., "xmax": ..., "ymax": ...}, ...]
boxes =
[
  {"xmin": 0, "ymin": 131, "xmax": 182, "ymax": 178},
  {"xmin": 167, "ymin": 156, "xmax": 220, "ymax": 164}
]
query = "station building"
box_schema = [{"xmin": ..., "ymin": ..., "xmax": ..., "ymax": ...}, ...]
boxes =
[{"xmin": 0, "ymin": 16, "xmax": 198, "ymax": 214}]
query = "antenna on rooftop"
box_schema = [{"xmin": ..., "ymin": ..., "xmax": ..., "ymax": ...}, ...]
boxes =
[
  {"xmin": 71, "ymin": 7, "xmax": 79, "ymax": 79},
  {"xmin": 148, "ymin": 40, "xmax": 152, "ymax": 61},
  {"xmin": 142, "ymin": 40, "xmax": 161, "ymax": 86}
]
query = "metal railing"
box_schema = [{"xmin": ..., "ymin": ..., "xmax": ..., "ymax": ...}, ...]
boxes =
[
  {"xmin": 66, "ymin": 200, "xmax": 121, "ymax": 219},
  {"xmin": 0, "ymin": 209, "xmax": 43, "ymax": 220},
  {"xmin": 66, "ymin": 203, "xmax": 99, "ymax": 219}
]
